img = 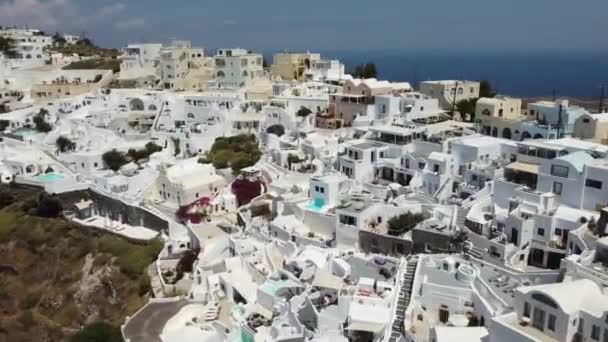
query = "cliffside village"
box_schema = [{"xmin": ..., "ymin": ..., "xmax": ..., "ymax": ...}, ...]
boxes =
[{"xmin": 2, "ymin": 27, "xmax": 608, "ymax": 342}]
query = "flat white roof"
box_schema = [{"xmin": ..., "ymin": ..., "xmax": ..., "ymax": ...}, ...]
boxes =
[
  {"xmin": 517, "ymin": 279, "xmax": 608, "ymax": 316},
  {"xmin": 433, "ymin": 327, "xmax": 489, "ymax": 342}
]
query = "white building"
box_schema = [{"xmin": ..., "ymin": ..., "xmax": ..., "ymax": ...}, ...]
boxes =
[
  {"xmin": 492, "ymin": 279, "xmax": 608, "ymax": 342},
  {"xmin": 0, "ymin": 28, "xmax": 52, "ymax": 69},
  {"xmin": 119, "ymin": 43, "xmax": 163, "ymax": 80},
  {"xmin": 522, "ymin": 99, "xmax": 588, "ymax": 139},
  {"xmin": 156, "ymin": 158, "xmax": 226, "ymax": 207},
  {"xmin": 214, "ymin": 48, "xmax": 265, "ymax": 88},
  {"xmin": 305, "ymin": 59, "xmax": 347, "ymax": 82},
  {"xmin": 419, "ymin": 80, "xmax": 480, "ymax": 110},
  {"xmin": 159, "ymin": 40, "xmax": 213, "ymax": 91}
]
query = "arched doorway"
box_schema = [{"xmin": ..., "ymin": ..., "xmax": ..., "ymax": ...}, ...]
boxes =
[
  {"xmin": 502, "ymin": 128, "xmax": 512, "ymax": 139},
  {"xmin": 129, "ymin": 98, "xmax": 144, "ymax": 111},
  {"xmin": 491, "ymin": 127, "xmax": 498, "ymax": 137},
  {"xmin": 533, "ymin": 133, "xmax": 543, "ymax": 139},
  {"xmin": 521, "ymin": 131, "xmax": 531, "ymax": 140}
]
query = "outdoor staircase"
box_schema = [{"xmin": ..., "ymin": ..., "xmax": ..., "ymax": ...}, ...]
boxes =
[
  {"xmin": 387, "ymin": 255, "xmax": 419, "ymax": 342},
  {"xmin": 455, "ymin": 207, "xmax": 470, "ymax": 230},
  {"xmin": 468, "ymin": 245, "xmax": 484, "ymax": 259},
  {"xmin": 408, "ymin": 191, "xmax": 435, "ymax": 204}
]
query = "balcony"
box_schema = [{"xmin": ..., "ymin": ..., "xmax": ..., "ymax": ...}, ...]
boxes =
[{"xmin": 504, "ymin": 165, "xmax": 538, "ymax": 190}]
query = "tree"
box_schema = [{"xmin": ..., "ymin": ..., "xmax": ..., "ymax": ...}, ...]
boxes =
[
  {"xmin": 387, "ymin": 212, "xmax": 425, "ymax": 237},
  {"xmin": 456, "ymin": 98, "xmax": 478, "ymax": 122},
  {"xmin": 266, "ymin": 124, "xmax": 285, "ymax": 137},
  {"xmin": 80, "ymin": 37, "xmax": 95, "ymax": 47},
  {"xmin": 287, "ymin": 153, "xmax": 304, "ymax": 168},
  {"xmin": 56, "ymin": 136, "xmax": 76, "ymax": 152},
  {"xmin": 363, "ymin": 63, "xmax": 377, "ymax": 78},
  {"xmin": 33, "ymin": 109, "xmax": 52, "ymax": 133},
  {"xmin": 0, "ymin": 36, "xmax": 16, "ymax": 57},
  {"xmin": 352, "ymin": 62, "xmax": 378, "ymax": 79},
  {"xmin": 70, "ymin": 322, "xmax": 123, "ymax": 342},
  {"xmin": 296, "ymin": 107, "xmax": 312, "ymax": 118},
  {"xmin": 145, "ymin": 142, "xmax": 162, "ymax": 155},
  {"xmin": 52, "ymin": 32, "xmax": 67, "ymax": 45},
  {"xmin": 479, "ymin": 80, "xmax": 496, "ymax": 98},
  {"xmin": 36, "ymin": 193, "xmax": 63, "ymax": 218},
  {"xmin": 102, "ymin": 149, "xmax": 128, "ymax": 171}
]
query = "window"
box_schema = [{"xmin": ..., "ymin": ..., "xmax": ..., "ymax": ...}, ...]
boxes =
[
  {"xmin": 319, "ymin": 187, "xmax": 325, "ymax": 193},
  {"xmin": 550, "ymin": 165, "xmax": 569, "ymax": 178},
  {"xmin": 538, "ymin": 227, "xmax": 545, "ymax": 236},
  {"xmin": 591, "ymin": 325, "xmax": 600, "ymax": 340},
  {"xmin": 523, "ymin": 302, "xmax": 531, "ymax": 318},
  {"xmin": 418, "ymin": 162, "xmax": 426, "ymax": 169},
  {"xmin": 553, "ymin": 182, "xmax": 563, "ymax": 195},
  {"xmin": 548, "ymin": 314, "xmax": 556, "ymax": 331},
  {"xmin": 339, "ymin": 215, "xmax": 357, "ymax": 226},
  {"xmin": 315, "ymin": 186, "xmax": 319, "ymax": 192},
  {"xmin": 405, "ymin": 159, "xmax": 410, "ymax": 169},
  {"xmin": 586, "ymin": 179, "xmax": 603, "ymax": 189},
  {"xmin": 555, "ymin": 228, "xmax": 562, "ymax": 237},
  {"xmin": 532, "ymin": 308, "xmax": 546, "ymax": 331}
]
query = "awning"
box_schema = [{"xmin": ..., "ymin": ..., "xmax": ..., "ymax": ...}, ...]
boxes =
[{"xmin": 506, "ymin": 161, "xmax": 539, "ymax": 174}]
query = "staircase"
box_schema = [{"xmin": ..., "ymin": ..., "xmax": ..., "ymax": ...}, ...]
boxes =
[
  {"xmin": 468, "ymin": 245, "xmax": 484, "ymax": 259},
  {"xmin": 387, "ymin": 255, "xmax": 419, "ymax": 342},
  {"xmin": 408, "ymin": 191, "xmax": 435, "ymax": 204},
  {"xmin": 455, "ymin": 207, "xmax": 470, "ymax": 230}
]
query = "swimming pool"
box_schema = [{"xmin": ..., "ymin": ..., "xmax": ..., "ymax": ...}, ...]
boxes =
[
  {"xmin": 305, "ymin": 198, "xmax": 325, "ymax": 213},
  {"xmin": 13, "ymin": 128, "xmax": 38, "ymax": 137},
  {"xmin": 36, "ymin": 172, "xmax": 64, "ymax": 182}
]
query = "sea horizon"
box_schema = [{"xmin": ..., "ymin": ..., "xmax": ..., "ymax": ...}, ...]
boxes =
[{"xmin": 258, "ymin": 48, "xmax": 608, "ymax": 99}]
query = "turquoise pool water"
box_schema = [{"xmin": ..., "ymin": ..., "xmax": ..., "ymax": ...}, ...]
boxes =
[
  {"xmin": 306, "ymin": 198, "xmax": 325, "ymax": 212},
  {"xmin": 37, "ymin": 172, "xmax": 64, "ymax": 182},
  {"xmin": 13, "ymin": 128, "xmax": 38, "ymax": 137}
]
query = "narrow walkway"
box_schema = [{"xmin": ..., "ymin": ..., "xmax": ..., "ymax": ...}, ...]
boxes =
[{"xmin": 388, "ymin": 255, "xmax": 419, "ymax": 342}]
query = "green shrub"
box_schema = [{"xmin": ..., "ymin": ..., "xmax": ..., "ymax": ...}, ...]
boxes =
[
  {"xmin": 387, "ymin": 212, "xmax": 425, "ymax": 237},
  {"xmin": 70, "ymin": 322, "xmax": 123, "ymax": 342},
  {"xmin": 96, "ymin": 236, "xmax": 162, "ymax": 279},
  {"xmin": 138, "ymin": 274, "xmax": 151, "ymax": 296},
  {"xmin": 102, "ymin": 150, "xmax": 128, "ymax": 171},
  {"xmin": 266, "ymin": 124, "xmax": 285, "ymax": 137},
  {"xmin": 201, "ymin": 134, "xmax": 261, "ymax": 175}
]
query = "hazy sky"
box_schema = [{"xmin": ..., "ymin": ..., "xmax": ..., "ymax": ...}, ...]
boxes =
[{"xmin": 2, "ymin": 0, "xmax": 607, "ymax": 53}]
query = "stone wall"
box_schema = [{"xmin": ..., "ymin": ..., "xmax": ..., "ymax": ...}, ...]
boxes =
[
  {"xmin": 58, "ymin": 189, "xmax": 169, "ymax": 232},
  {"xmin": 358, "ymin": 229, "xmax": 412, "ymax": 256},
  {"xmin": 411, "ymin": 228, "xmax": 452, "ymax": 253}
]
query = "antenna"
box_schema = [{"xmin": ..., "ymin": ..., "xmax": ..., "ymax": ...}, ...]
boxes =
[
  {"xmin": 451, "ymin": 81, "xmax": 459, "ymax": 117},
  {"xmin": 599, "ymin": 84, "xmax": 605, "ymax": 113},
  {"xmin": 557, "ymin": 104, "xmax": 563, "ymax": 139}
]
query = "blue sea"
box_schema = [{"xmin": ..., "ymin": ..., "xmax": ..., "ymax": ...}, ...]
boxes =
[{"xmin": 306, "ymin": 50, "xmax": 608, "ymax": 98}]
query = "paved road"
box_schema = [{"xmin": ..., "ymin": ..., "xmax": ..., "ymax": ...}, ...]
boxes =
[{"xmin": 122, "ymin": 299, "xmax": 188, "ymax": 342}]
